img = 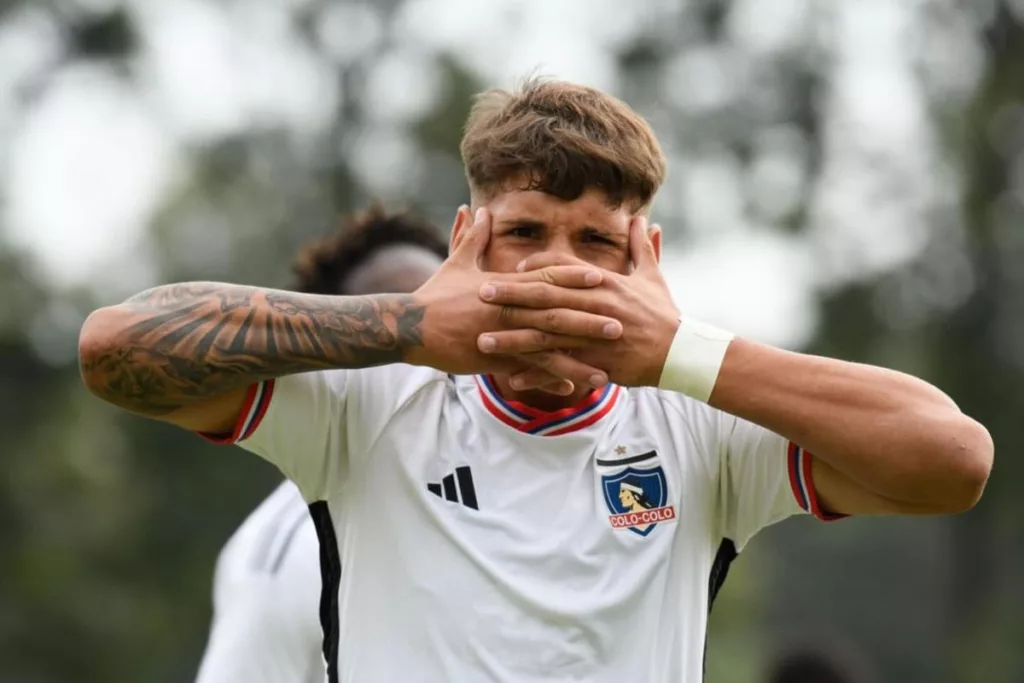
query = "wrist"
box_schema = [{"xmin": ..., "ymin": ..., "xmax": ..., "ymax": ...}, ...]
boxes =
[{"xmin": 657, "ymin": 318, "xmax": 735, "ymax": 403}]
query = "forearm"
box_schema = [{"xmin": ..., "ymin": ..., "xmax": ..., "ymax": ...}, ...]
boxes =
[
  {"xmin": 78, "ymin": 282, "xmax": 424, "ymax": 416},
  {"xmin": 708, "ymin": 338, "xmax": 992, "ymax": 507}
]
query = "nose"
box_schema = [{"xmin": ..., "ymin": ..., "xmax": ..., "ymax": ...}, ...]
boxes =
[{"xmin": 544, "ymin": 233, "xmax": 576, "ymax": 258}]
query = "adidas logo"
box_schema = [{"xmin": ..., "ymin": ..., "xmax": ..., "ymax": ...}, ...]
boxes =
[{"xmin": 427, "ymin": 466, "xmax": 479, "ymax": 510}]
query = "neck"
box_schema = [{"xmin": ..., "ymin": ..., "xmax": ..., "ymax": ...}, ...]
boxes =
[{"xmin": 490, "ymin": 374, "xmax": 594, "ymax": 412}]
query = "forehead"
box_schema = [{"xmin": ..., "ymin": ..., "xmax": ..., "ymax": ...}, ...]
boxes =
[{"xmin": 486, "ymin": 188, "xmax": 633, "ymax": 231}]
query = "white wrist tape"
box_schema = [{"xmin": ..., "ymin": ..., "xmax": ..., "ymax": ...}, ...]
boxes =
[{"xmin": 657, "ymin": 318, "xmax": 735, "ymax": 403}]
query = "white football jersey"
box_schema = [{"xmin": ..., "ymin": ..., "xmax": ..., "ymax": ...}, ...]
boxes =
[
  {"xmin": 194, "ymin": 480, "xmax": 325, "ymax": 683},
  {"xmin": 209, "ymin": 365, "xmax": 834, "ymax": 683}
]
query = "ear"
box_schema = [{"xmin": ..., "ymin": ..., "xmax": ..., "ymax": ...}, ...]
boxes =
[
  {"xmin": 448, "ymin": 204, "xmax": 474, "ymax": 254},
  {"xmin": 648, "ymin": 224, "xmax": 662, "ymax": 263}
]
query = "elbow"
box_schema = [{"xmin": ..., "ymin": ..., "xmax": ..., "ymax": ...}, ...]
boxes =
[
  {"xmin": 940, "ymin": 414, "xmax": 994, "ymax": 513},
  {"xmin": 78, "ymin": 306, "xmax": 129, "ymax": 397}
]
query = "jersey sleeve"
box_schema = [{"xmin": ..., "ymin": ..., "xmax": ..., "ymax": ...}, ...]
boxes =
[
  {"xmin": 199, "ymin": 371, "xmax": 349, "ymax": 502},
  {"xmin": 717, "ymin": 414, "xmax": 845, "ymax": 551},
  {"xmin": 198, "ymin": 365, "xmax": 438, "ymax": 501}
]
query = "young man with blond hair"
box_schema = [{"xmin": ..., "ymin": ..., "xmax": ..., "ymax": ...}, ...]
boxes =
[{"xmin": 80, "ymin": 78, "xmax": 992, "ymax": 682}]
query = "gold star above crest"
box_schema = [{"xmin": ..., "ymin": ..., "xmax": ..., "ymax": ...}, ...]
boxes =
[{"xmin": 615, "ymin": 445, "xmax": 627, "ymax": 456}]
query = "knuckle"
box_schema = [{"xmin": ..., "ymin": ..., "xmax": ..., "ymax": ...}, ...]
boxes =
[
  {"xmin": 555, "ymin": 311, "xmax": 578, "ymax": 335},
  {"xmin": 534, "ymin": 351, "xmax": 554, "ymax": 369},
  {"xmin": 543, "ymin": 309, "xmax": 560, "ymax": 331},
  {"xmin": 533, "ymin": 283, "xmax": 552, "ymax": 307}
]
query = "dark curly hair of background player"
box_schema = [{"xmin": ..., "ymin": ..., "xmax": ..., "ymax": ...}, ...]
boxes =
[
  {"xmin": 291, "ymin": 204, "xmax": 449, "ymax": 296},
  {"xmin": 766, "ymin": 639, "xmax": 875, "ymax": 683}
]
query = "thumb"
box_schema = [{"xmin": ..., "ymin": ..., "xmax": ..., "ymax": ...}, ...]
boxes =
[
  {"xmin": 451, "ymin": 207, "xmax": 492, "ymax": 269},
  {"xmin": 628, "ymin": 214, "xmax": 658, "ymax": 274}
]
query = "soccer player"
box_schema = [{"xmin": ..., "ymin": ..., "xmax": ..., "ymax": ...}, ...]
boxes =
[
  {"xmin": 193, "ymin": 207, "xmax": 448, "ymax": 683},
  {"xmin": 79, "ymin": 78, "xmax": 993, "ymax": 682}
]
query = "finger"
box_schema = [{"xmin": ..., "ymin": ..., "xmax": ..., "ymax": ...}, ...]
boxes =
[
  {"xmin": 480, "ymin": 355, "xmax": 570, "ymax": 388},
  {"xmin": 507, "ymin": 367, "xmax": 577, "ymax": 394},
  {"xmin": 489, "ymin": 307, "xmax": 621, "ymax": 339},
  {"xmin": 510, "ymin": 352, "xmax": 609, "ymax": 390},
  {"xmin": 535, "ymin": 378, "xmax": 577, "ymax": 396},
  {"xmin": 450, "ymin": 206, "xmax": 491, "ymax": 268},
  {"xmin": 516, "ymin": 251, "xmax": 593, "ymax": 273},
  {"xmin": 478, "ymin": 328, "xmax": 615, "ymax": 355},
  {"xmin": 480, "ymin": 280, "xmax": 597, "ymax": 312},
  {"xmin": 628, "ymin": 214, "xmax": 658, "ymax": 273},
  {"xmin": 483, "ymin": 266, "xmax": 604, "ymax": 301}
]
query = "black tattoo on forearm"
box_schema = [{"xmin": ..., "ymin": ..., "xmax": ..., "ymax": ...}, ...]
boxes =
[{"xmin": 80, "ymin": 282, "xmax": 425, "ymax": 415}]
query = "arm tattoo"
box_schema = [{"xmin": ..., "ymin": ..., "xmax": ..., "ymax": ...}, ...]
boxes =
[{"xmin": 80, "ymin": 282, "xmax": 425, "ymax": 416}]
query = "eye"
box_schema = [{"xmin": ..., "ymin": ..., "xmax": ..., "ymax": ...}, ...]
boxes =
[
  {"xmin": 582, "ymin": 233, "xmax": 618, "ymax": 246},
  {"xmin": 507, "ymin": 225, "xmax": 539, "ymax": 239}
]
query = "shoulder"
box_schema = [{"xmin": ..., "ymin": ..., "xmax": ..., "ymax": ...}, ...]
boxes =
[
  {"xmin": 272, "ymin": 364, "xmax": 445, "ymax": 399},
  {"xmin": 627, "ymin": 387, "xmax": 722, "ymax": 434},
  {"xmin": 342, "ymin": 364, "xmax": 450, "ymax": 432},
  {"xmin": 346, "ymin": 363, "xmax": 449, "ymax": 400},
  {"xmin": 625, "ymin": 387, "xmax": 724, "ymax": 475},
  {"xmin": 264, "ymin": 364, "xmax": 448, "ymax": 437}
]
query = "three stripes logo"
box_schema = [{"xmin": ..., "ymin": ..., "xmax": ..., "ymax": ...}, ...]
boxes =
[{"xmin": 427, "ymin": 466, "xmax": 479, "ymax": 510}]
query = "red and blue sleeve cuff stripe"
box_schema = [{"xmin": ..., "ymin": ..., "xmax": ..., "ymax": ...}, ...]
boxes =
[
  {"xmin": 197, "ymin": 380, "xmax": 275, "ymax": 445},
  {"xmin": 787, "ymin": 442, "xmax": 847, "ymax": 522}
]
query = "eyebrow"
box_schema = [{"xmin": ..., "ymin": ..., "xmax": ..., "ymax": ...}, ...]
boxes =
[
  {"xmin": 581, "ymin": 225, "xmax": 627, "ymax": 243},
  {"xmin": 499, "ymin": 218, "xmax": 626, "ymax": 242},
  {"xmin": 499, "ymin": 218, "xmax": 546, "ymax": 230}
]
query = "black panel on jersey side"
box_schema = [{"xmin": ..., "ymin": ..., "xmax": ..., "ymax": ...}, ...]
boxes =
[
  {"xmin": 702, "ymin": 538, "xmax": 738, "ymax": 680},
  {"xmin": 309, "ymin": 501, "xmax": 341, "ymax": 683},
  {"xmin": 455, "ymin": 466, "xmax": 478, "ymax": 510},
  {"xmin": 707, "ymin": 539, "xmax": 737, "ymax": 610},
  {"xmin": 427, "ymin": 482, "xmax": 442, "ymax": 497},
  {"xmin": 442, "ymin": 473, "xmax": 458, "ymax": 502}
]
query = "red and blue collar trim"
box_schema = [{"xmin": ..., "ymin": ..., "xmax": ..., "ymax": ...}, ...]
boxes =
[{"xmin": 474, "ymin": 375, "xmax": 621, "ymax": 436}]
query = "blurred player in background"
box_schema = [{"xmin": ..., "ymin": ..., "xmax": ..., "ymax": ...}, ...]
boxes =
[
  {"xmin": 193, "ymin": 206, "xmax": 448, "ymax": 683},
  {"xmin": 766, "ymin": 638, "xmax": 875, "ymax": 683}
]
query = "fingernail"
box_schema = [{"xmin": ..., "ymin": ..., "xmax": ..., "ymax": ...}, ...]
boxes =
[
  {"xmin": 475, "ymin": 207, "xmax": 485, "ymax": 224},
  {"xmin": 590, "ymin": 373, "xmax": 608, "ymax": 387},
  {"xmin": 510, "ymin": 376, "xmax": 524, "ymax": 390},
  {"xmin": 481, "ymin": 285, "xmax": 496, "ymax": 300},
  {"xmin": 584, "ymin": 270, "xmax": 601, "ymax": 286},
  {"xmin": 603, "ymin": 322, "xmax": 621, "ymax": 338},
  {"xmin": 516, "ymin": 260, "xmax": 526, "ymax": 272},
  {"xmin": 479, "ymin": 336, "xmax": 496, "ymax": 352}
]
